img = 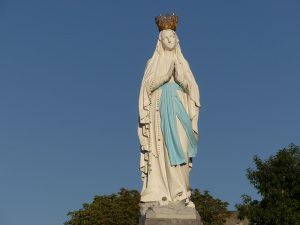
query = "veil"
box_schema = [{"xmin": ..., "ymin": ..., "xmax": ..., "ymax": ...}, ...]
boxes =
[{"xmin": 138, "ymin": 30, "xmax": 201, "ymax": 137}]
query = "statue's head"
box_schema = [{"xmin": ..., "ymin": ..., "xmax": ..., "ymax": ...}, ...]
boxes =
[
  {"xmin": 160, "ymin": 29, "xmax": 176, "ymax": 51},
  {"xmin": 155, "ymin": 14, "xmax": 178, "ymax": 52}
]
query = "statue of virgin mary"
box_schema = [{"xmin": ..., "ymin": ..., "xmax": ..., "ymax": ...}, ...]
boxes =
[{"xmin": 138, "ymin": 14, "xmax": 201, "ymax": 208}]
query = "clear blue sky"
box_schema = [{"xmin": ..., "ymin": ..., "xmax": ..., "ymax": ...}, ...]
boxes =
[{"xmin": 0, "ymin": 1, "xmax": 299, "ymax": 224}]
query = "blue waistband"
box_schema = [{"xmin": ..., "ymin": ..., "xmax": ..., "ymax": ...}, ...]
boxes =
[{"xmin": 159, "ymin": 82, "xmax": 197, "ymax": 166}]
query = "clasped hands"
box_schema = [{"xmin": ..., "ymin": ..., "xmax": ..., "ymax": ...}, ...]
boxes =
[
  {"xmin": 165, "ymin": 60, "xmax": 187, "ymax": 88},
  {"xmin": 147, "ymin": 60, "xmax": 188, "ymax": 94}
]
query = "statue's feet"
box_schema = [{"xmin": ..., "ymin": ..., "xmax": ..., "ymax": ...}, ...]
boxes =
[
  {"xmin": 185, "ymin": 198, "xmax": 195, "ymax": 208},
  {"xmin": 158, "ymin": 200, "xmax": 169, "ymax": 206}
]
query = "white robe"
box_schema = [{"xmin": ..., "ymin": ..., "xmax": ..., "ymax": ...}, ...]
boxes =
[{"xmin": 138, "ymin": 43, "xmax": 200, "ymax": 204}]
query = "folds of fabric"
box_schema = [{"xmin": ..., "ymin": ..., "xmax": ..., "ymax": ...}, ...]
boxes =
[{"xmin": 160, "ymin": 83, "xmax": 197, "ymax": 166}]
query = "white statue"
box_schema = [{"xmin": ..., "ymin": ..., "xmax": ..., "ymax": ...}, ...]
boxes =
[{"xmin": 138, "ymin": 14, "xmax": 201, "ymax": 208}]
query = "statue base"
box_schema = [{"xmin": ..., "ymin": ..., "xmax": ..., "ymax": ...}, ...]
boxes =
[{"xmin": 139, "ymin": 201, "xmax": 203, "ymax": 225}]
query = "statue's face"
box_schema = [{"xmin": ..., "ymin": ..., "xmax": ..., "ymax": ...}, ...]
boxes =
[{"xmin": 161, "ymin": 30, "xmax": 176, "ymax": 51}]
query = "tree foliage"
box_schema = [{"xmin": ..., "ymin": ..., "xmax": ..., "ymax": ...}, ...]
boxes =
[
  {"xmin": 65, "ymin": 188, "xmax": 140, "ymax": 225},
  {"xmin": 191, "ymin": 189, "xmax": 230, "ymax": 225},
  {"xmin": 65, "ymin": 188, "xmax": 230, "ymax": 225},
  {"xmin": 236, "ymin": 143, "xmax": 300, "ymax": 225}
]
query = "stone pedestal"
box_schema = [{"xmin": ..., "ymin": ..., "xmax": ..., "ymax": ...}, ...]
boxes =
[{"xmin": 139, "ymin": 201, "xmax": 203, "ymax": 225}]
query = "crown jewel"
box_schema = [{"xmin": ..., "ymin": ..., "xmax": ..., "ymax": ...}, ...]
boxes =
[{"xmin": 155, "ymin": 13, "xmax": 179, "ymax": 32}]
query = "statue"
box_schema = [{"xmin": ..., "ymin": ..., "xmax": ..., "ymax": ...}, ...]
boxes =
[{"xmin": 138, "ymin": 13, "xmax": 201, "ymax": 213}]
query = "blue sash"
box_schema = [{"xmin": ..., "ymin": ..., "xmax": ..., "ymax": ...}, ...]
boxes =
[{"xmin": 160, "ymin": 83, "xmax": 197, "ymax": 166}]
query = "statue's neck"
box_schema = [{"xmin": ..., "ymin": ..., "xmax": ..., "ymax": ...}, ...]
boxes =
[{"xmin": 164, "ymin": 50, "xmax": 175, "ymax": 58}]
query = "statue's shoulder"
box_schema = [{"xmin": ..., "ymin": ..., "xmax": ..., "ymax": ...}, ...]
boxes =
[
  {"xmin": 143, "ymin": 58, "xmax": 153, "ymax": 71},
  {"xmin": 145, "ymin": 58, "xmax": 152, "ymax": 67}
]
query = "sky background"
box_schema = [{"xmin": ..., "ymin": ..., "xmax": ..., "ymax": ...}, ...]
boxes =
[{"xmin": 0, "ymin": 0, "xmax": 299, "ymax": 225}]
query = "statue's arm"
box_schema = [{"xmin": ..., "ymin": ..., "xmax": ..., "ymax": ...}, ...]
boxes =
[
  {"xmin": 174, "ymin": 71, "xmax": 189, "ymax": 93},
  {"xmin": 175, "ymin": 76, "xmax": 189, "ymax": 93},
  {"xmin": 146, "ymin": 63, "xmax": 175, "ymax": 94},
  {"xmin": 146, "ymin": 74, "xmax": 170, "ymax": 93},
  {"xmin": 174, "ymin": 61, "xmax": 190, "ymax": 93}
]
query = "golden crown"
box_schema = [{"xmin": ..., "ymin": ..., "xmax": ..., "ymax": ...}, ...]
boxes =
[{"xmin": 155, "ymin": 13, "xmax": 179, "ymax": 32}]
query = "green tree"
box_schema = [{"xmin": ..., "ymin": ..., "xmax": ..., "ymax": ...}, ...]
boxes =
[
  {"xmin": 65, "ymin": 188, "xmax": 230, "ymax": 225},
  {"xmin": 236, "ymin": 143, "xmax": 300, "ymax": 225},
  {"xmin": 192, "ymin": 189, "xmax": 230, "ymax": 225},
  {"xmin": 65, "ymin": 188, "xmax": 140, "ymax": 225}
]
